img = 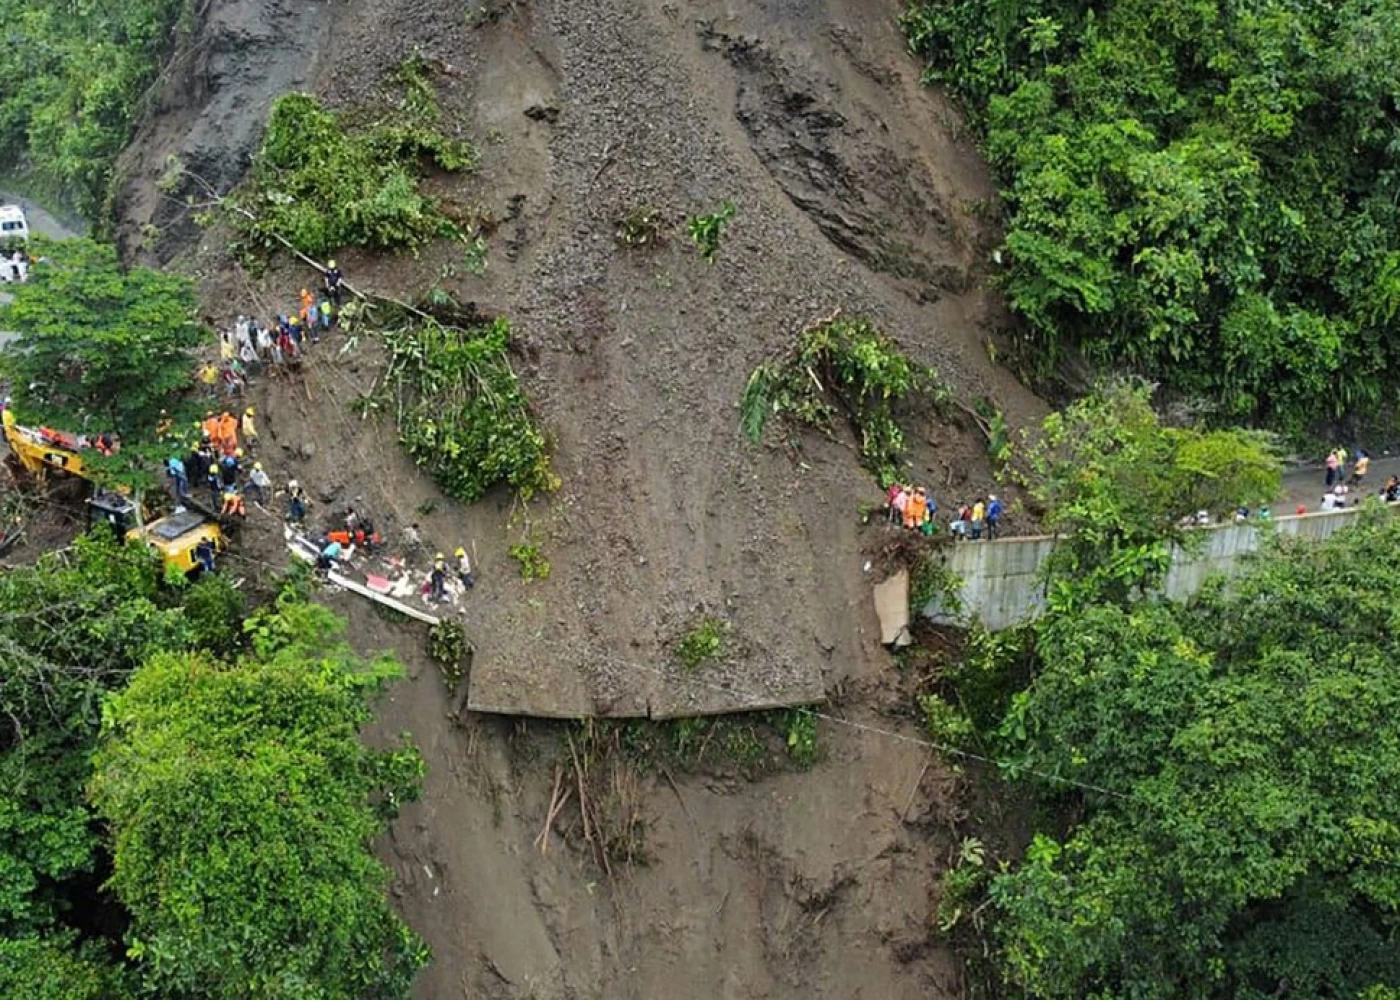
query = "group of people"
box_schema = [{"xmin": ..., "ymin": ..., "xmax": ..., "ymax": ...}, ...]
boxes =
[
  {"xmin": 428, "ymin": 548, "xmax": 475, "ymax": 602},
  {"xmin": 885, "ymin": 483, "xmax": 1004, "ymax": 541},
  {"xmin": 1324, "ymin": 447, "xmax": 1370, "ymax": 488},
  {"xmin": 196, "ymin": 263, "xmax": 347, "ymax": 397},
  {"xmin": 164, "ymin": 406, "xmax": 274, "ymax": 520}
]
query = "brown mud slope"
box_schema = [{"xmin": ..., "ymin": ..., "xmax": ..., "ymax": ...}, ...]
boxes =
[
  {"xmin": 119, "ymin": 0, "xmax": 1042, "ymax": 720},
  {"xmin": 111, "ymin": 0, "xmax": 1043, "ymax": 994}
]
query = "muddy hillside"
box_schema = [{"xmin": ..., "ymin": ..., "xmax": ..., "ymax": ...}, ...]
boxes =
[{"xmin": 114, "ymin": 0, "xmax": 1039, "ymax": 995}]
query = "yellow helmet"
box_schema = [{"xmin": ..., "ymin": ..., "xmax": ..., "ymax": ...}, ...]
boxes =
[
  {"xmin": 435, "ymin": 552, "xmax": 444, "ymax": 561},
  {"xmin": 253, "ymin": 462, "xmax": 262, "ymax": 471},
  {"xmin": 235, "ymin": 449, "xmax": 244, "ymax": 458},
  {"xmin": 455, "ymin": 547, "xmax": 466, "ymax": 558},
  {"xmin": 328, "ymin": 259, "xmax": 337, "ymax": 269},
  {"xmin": 245, "ymin": 407, "xmax": 255, "ymax": 416}
]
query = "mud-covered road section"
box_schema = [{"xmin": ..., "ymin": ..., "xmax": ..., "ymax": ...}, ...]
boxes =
[{"xmin": 112, "ymin": 0, "xmax": 1040, "ymax": 994}]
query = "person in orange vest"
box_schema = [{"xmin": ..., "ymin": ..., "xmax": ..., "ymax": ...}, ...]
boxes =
[
  {"xmin": 217, "ymin": 411, "xmax": 238, "ymax": 456},
  {"xmin": 202, "ymin": 411, "xmax": 220, "ymax": 442},
  {"xmin": 904, "ymin": 486, "xmax": 928, "ymax": 530},
  {"xmin": 220, "ymin": 488, "xmax": 246, "ymax": 518},
  {"xmin": 299, "ymin": 288, "xmax": 315, "ymax": 326}
]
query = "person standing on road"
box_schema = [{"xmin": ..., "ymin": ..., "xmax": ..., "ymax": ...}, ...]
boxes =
[{"xmin": 1350, "ymin": 450, "xmax": 1370, "ymax": 487}]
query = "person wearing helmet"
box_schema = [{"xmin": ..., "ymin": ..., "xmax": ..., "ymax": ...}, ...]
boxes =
[
  {"xmin": 247, "ymin": 461, "xmax": 271, "ymax": 504},
  {"xmin": 324, "ymin": 260, "xmax": 344, "ymax": 305},
  {"xmin": 430, "ymin": 553, "xmax": 448, "ymax": 603},
  {"xmin": 287, "ymin": 479, "xmax": 307, "ymax": 524},
  {"xmin": 455, "ymin": 546, "xmax": 474, "ymax": 590},
  {"xmin": 242, "ymin": 407, "xmax": 259, "ymax": 450}
]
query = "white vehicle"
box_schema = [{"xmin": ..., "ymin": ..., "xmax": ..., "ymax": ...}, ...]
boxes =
[{"xmin": 0, "ymin": 205, "xmax": 29, "ymax": 243}]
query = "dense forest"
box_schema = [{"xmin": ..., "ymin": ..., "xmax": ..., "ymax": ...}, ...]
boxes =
[
  {"xmin": 923, "ymin": 386, "xmax": 1400, "ymax": 998},
  {"xmin": 0, "ymin": 0, "xmax": 184, "ymax": 218},
  {"xmin": 904, "ymin": 0, "xmax": 1400, "ymax": 435}
]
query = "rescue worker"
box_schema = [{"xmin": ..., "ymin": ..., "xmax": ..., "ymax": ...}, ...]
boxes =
[
  {"xmin": 430, "ymin": 553, "xmax": 448, "ymax": 603},
  {"xmin": 198, "ymin": 362, "xmax": 219, "ymax": 398},
  {"xmin": 219, "ymin": 450, "xmax": 240, "ymax": 489},
  {"xmin": 241, "ymin": 407, "xmax": 259, "ymax": 451},
  {"xmin": 203, "ymin": 411, "xmax": 220, "ymax": 442},
  {"xmin": 207, "ymin": 463, "xmax": 222, "ymax": 508},
  {"xmin": 324, "ymin": 260, "xmax": 344, "ymax": 305},
  {"xmin": 318, "ymin": 298, "xmax": 334, "ymax": 332},
  {"xmin": 986, "ymin": 494, "xmax": 1004, "ymax": 540},
  {"xmin": 456, "ymin": 547, "xmax": 474, "ymax": 589},
  {"xmin": 194, "ymin": 537, "xmax": 217, "ymax": 575},
  {"xmin": 220, "ymin": 488, "xmax": 246, "ymax": 518},
  {"xmin": 299, "ymin": 288, "xmax": 315, "ymax": 326},
  {"xmin": 167, "ymin": 456, "xmax": 189, "ymax": 500},
  {"xmin": 317, "ymin": 538, "xmax": 343, "ymax": 573},
  {"xmin": 186, "ymin": 447, "xmax": 209, "ymax": 492},
  {"xmin": 247, "ymin": 462, "xmax": 271, "ymax": 504},
  {"xmin": 217, "ymin": 411, "xmax": 239, "ymax": 455},
  {"xmin": 287, "ymin": 480, "xmax": 307, "ymax": 523}
]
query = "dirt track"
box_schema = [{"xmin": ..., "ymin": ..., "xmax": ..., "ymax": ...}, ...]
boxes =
[{"xmin": 111, "ymin": 0, "xmax": 1041, "ymax": 994}]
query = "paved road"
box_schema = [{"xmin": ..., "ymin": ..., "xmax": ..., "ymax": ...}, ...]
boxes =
[{"xmin": 1279, "ymin": 455, "xmax": 1400, "ymax": 511}]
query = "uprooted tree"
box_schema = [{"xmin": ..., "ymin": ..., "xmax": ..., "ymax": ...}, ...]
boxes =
[{"xmin": 741, "ymin": 313, "xmax": 949, "ymax": 485}]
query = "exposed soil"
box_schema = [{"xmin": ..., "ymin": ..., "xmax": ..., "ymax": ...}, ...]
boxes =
[{"xmin": 107, "ymin": 0, "xmax": 1049, "ymax": 994}]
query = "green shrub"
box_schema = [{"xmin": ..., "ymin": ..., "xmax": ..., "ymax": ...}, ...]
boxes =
[
  {"xmin": 676, "ymin": 616, "xmax": 726, "ymax": 669},
  {"xmin": 781, "ymin": 708, "xmax": 819, "ymax": 768},
  {"xmin": 231, "ymin": 91, "xmax": 477, "ymax": 257},
  {"xmin": 378, "ymin": 316, "xmax": 556, "ymax": 503},
  {"xmin": 741, "ymin": 314, "xmax": 948, "ymax": 484},
  {"xmin": 686, "ymin": 202, "xmax": 736, "ymax": 263},
  {"xmin": 508, "ymin": 539, "xmax": 551, "ymax": 581}
]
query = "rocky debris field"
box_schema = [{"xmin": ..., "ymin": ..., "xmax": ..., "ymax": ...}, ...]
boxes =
[{"xmin": 112, "ymin": 0, "xmax": 1043, "ymax": 994}]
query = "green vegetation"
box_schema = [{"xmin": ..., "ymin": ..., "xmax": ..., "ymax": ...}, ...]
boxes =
[
  {"xmin": 780, "ymin": 708, "xmax": 819, "ymax": 768},
  {"xmin": 616, "ymin": 205, "xmax": 664, "ymax": 248},
  {"xmin": 508, "ymin": 537, "xmax": 551, "ymax": 581},
  {"xmin": 91, "ymin": 602, "xmax": 426, "ymax": 999},
  {"xmin": 915, "ymin": 387, "xmax": 1393, "ymax": 998},
  {"xmin": 231, "ymin": 88, "xmax": 476, "ymax": 258},
  {"xmin": 0, "ymin": 0, "xmax": 185, "ymax": 221},
  {"xmin": 903, "ymin": 0, "xmax": 1400, "ymax": 434},
  {"xmin": 686, "ymin": 201, "xmax": 736, "ymax": 263},
  {"xmin": 675, "ymin": 615, "xmax": 726, "ymax": 669},
  {"xmin": 1016, "ymin": 380, "xmax": 1280, "ymax": 606},
  {"xmin": 742, "ymin": 314, "xmax": 948, "ymax": 485},
  {"xmin": 0, "ymin": 535, "xmax": 425, "ymax": 995},
  {"xmin": 376, "ymin": 315, "xmax": 556, "ymax": 503},
  {"xmin": 981, "ymin": 511, "xmax": 1400, "ymax": 998},
  {"xmin": 0, "ymin": 237, "xmax": 203, "ymax": 463},
  {"xmin": 429, "ymin": 618, "xmax": 470, "ymax": 688}
]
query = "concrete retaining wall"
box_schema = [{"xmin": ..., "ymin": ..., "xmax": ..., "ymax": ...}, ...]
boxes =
[{"xmin": 925, "ymin": 506, "xmax": 1370, "ymax": 630}]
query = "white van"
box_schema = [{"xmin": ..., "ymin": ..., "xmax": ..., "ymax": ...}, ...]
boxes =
[{"xmin": 0, "ymin": 205, "xmax": 29, "ymax": 243}]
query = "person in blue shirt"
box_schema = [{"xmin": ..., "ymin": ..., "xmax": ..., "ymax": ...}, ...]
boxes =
[
  {"xmin": 167, "ymin": 456, "xmax": 189, "ymax": 500},
  {"xmin": 985, "ymin": 494, "xmax": 1004, "ymax": 539},
  {"xmin": 317, "ymin": 539, "xmax": 343, "ymax": 572}
]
